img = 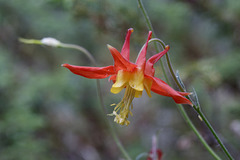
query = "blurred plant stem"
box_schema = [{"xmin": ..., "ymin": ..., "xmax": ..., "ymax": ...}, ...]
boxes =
[
  {"xmin": 149, "ymin": 39, "xmax": 234, "ymax": 160},
  {"xmin": 149, "ymin": 39, "xmax": 222, "ymax": 160},
  {"xmin": 138, "ymin": 0, "xmax": 234, "ymax": 159},
  {"xmin": 19, "ymin": 38, "xmax": 132, "ymax": 160}
]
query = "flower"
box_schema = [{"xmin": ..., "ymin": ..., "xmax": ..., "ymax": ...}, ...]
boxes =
[{"xmin": 62, "ymin": 28, "xmax": 192, "ymax": 126}]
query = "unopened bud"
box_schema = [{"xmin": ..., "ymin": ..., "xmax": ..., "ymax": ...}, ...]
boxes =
[{"xmin": 41, "ymin": 37, "xmax": 61, "ymax": 47}]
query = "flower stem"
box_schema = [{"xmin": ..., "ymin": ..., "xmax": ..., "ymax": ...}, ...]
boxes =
[
  {"xmin": 96, "ymin": 79, "xmax": 132, "ymax": 160},
  {"xmin": 198, "ymin": 110, "xmax": 234, "ymax": 160},
  {"xmin": 150, "ymin": 38, "xmax": 234, "ymax": 160},
  {"xmin": 137, "ymin": 0, "xmax": 169, "ymax": 84},
  {"xmin": 155, "ymin": 36, "xmax": 232, "ymax": 159},
  {"xmin": 51, "ymin": 42, "xmax": 132, "ymax": 160},
  {"xmin": 151, "ymin": 39, "xmax": 234, "ymax": 159},
  {"xmin": 178, "ymin": 105, "xmax": 221, "ymax": 160},
  {"xmin": 19, "ymin": 38, "xmax": 132, "ymax": 160},
  {"xmin": 137, "ymin": 0, "xmax": 229, "ymax": 159},
  {"xmin": 59, "ymin": 43, "xmax": 97, "ymax": 66}
]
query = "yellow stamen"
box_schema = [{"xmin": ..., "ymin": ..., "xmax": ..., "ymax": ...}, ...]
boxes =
[
  {"xmin": 109, "ymin": 69, "xmax": 153, "ymax": 126},
  {"xmin": 109, "ymin": 85, "xmax": 136, "ymax": 126}
]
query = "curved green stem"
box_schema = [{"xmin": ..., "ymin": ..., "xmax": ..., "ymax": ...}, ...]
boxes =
[
  {"xmin": 50, "ymin": 42, "xmax": 132, "ymax": 160},
  {"xmin": 137, "ymin": 0, "xmax": 169, "ymax": 84},
  {"xmin": 59, "ymin": 43, "xmax": 132, "ymax": 160},
  {"xmin": 135, "ymin": 152, "xmax": 148, "ymax": 160},
  {"xmin": 198, "ymin": 110, "xmax": 234, "ymax": 160},
  {"xmin": 149, "ymin": 38, "xmax": 188, "ymax": 92},
  {"xmin": 178, "ymin": 105, "xmax": 221, "ymax": 160},
  {"xmin": 150, "ymin": 38, "xmax": 234, "ymax": 160},
  {"xmin": 137, "ymin": 0, "xmax": 229, "ymax": 159},
  {"xmin": 19, "ymin": 38, "xmax": 132, "ymax": 160},
  {"xmin": 59, "ymin": 43, "xmax": 97, "ymax": 66},
  {"xmin": 150, "ymin": 39, "xmax": 224, "ymax": 160}
]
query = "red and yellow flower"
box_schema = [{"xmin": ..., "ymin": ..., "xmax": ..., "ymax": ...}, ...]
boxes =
[{"xmin": 62, "ymin": 28, "xmax": 192, "ymax": 126}]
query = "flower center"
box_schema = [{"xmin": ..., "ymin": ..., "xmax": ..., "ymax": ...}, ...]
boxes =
[{"xmin": 109, "ymin": 85, "xmax": 136, "ymax": 126}]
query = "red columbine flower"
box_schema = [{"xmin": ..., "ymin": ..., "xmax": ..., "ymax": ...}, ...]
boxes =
[{"xmin": 62, "ymin": 28, "xmax": 192, "ymax": 126}]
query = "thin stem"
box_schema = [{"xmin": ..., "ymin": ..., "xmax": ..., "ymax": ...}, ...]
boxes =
[
  {"xmin": 137, "ymin": 0, "xmax": 226, "ymax": 159},
  {"xmin": 53, "ymin": 42, "xmax": 132, "ymax": 160},
  {"xmin": 149, "ymin": 38, "xmax": 183, "ymax": 90},
  {"xmin": 150, "ymin": 38, "xmax": 234, "ymax": 160},
  {"xmin": 96, "ymin": 80, "xmax": 132, "ymax": 160},
  {"xmin": 137, "ymin": 0, "xmax": 169, "ymax": 84},
  {"xmin": 198, "ymin": 110, "xmax": 234, "ymax": 160},
  {"xmin": 178, "ymin": 105, "xmax": 221, "ymax": 160},
  {"xmin": 19, "ymin": 38, "xmax": 132, "ymax": 160},
  {"xmin": 59, "ymin": 43, "xmax": 97, "ymax": 67},
  {"xmin": 19, "ymin": 38, "xmax": 43, "ymax": 45},
  {"xmin": 156, "ymin": 38, "xmax": 233, "ymax": 159},
  {"xmin": 135, "ymin": 152, "xmax": 148, "ymax": 160}
]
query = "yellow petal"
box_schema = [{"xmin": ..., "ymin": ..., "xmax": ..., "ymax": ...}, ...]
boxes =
[
  {"xmin": 111, "ymin": 85, "xmax": 125, "ymax": 94},
  {"xmin": 112, "ymin": 70, "xmax": 130, "ymax": 88},
  {"xmin": 129, "ymin": 69, "xmax": 144, "ymax": 91},
  {"xmin": 144, "ymin": 78, "xmax": 152, "ymax": 97},
  {"xmin": 135, "ymin": 90, "xmax": 143, "ymax": 98},
  {"xmin": 111, "ymin": 70, "xmax": 130, "ymax": 94}
]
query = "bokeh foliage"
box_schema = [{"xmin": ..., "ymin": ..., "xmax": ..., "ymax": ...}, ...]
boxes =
[{"xmin": 0, "ymin": 0, "xmax": 240, "ymax": 159}]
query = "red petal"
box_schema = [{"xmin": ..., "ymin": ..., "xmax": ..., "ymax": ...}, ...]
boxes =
[
  {"xmin": 149, "ymin": 76, "xmax": 192, "ymax": 105},
  {"xmin": 135, "ymin": 31, "xmax": 152, "ymax": 67},
  {"xmin": 145, "ymin": 45, "xmax": 170, "ymax": 76},
  {"xmin": 107, "ymin": 45, "xmax": 136, "ymax": 71},
  {"xmin": 121, "ymin": 28, "xmax": 133, "ymax": 60},
  {"xmin": 149, "ymin": 76, "xmax": 191, "ymax": 96},
  {"xmin": 109, "ymin": 75, "xmax": 116, "ymax": 83},
  {"xmin": 156, "ymin": 150, "xmax": 163, "ymax": 160},
  {"xmin": 62, "ymin": 64, "xmax": 116, "ymax": 79}
]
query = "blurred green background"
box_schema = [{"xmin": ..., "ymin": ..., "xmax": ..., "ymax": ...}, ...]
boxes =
[{"xmin": 0, "ymin": 0, "xmax": 240, "ymax": 159}]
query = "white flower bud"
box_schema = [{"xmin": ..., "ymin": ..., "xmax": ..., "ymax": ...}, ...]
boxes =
[{"xmin": 41, "ymin": 37, "xmax": 61, "ymax": 47}]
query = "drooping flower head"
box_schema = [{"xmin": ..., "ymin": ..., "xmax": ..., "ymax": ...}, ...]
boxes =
[{"xmin": 62, "ymin": 28, "xmax": 192, "ymax": 126}]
